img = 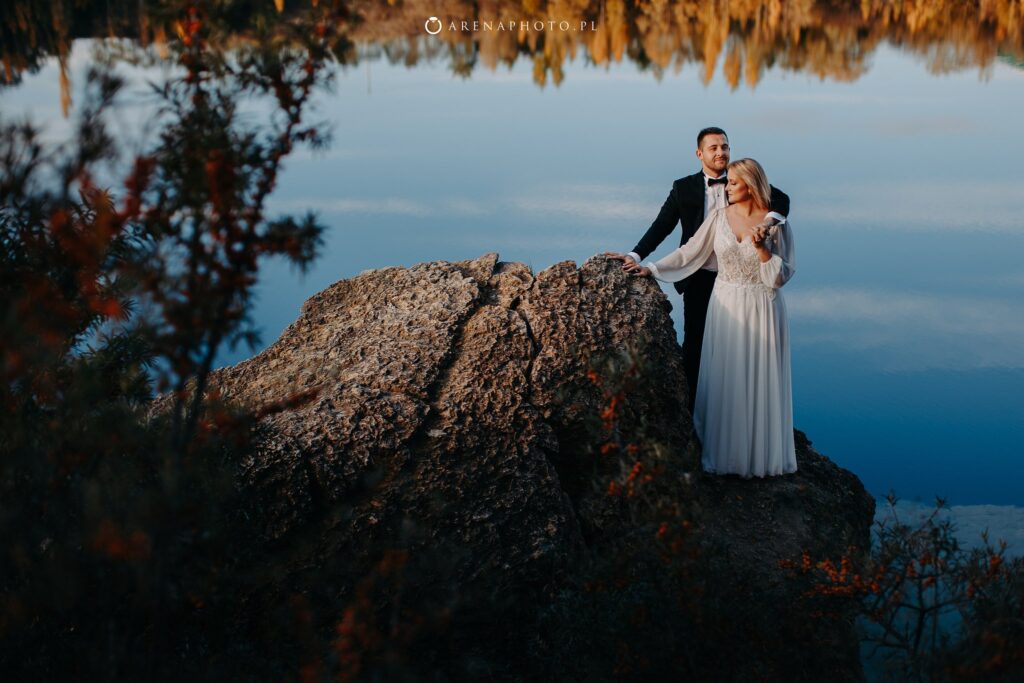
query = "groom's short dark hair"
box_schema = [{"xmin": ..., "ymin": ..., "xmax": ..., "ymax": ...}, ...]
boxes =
[{"xmin": 697, "ymin": 126, "xmax": 728, "ymax": 149}]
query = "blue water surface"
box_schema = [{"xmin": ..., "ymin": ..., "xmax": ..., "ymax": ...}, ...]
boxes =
[{"xmin": 4, "ymin": 41, "xmax": 1022, "ymax": 505}]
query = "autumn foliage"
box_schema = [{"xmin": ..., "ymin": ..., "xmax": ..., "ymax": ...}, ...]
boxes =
[
  {"xmin": 782, "ymin": 495, "xmax": 1024, "ymax": 681},
  {"xmin": 1, "ymin": 2, "xmax": 348, "ymax": 680},
  {"xmin": 3, "ymin": 3, "xmax": 1022, "ymax": 682}
]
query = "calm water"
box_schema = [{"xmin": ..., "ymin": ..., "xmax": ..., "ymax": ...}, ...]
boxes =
[{"xmin": 4, "ymin": 18, "xmax": 1023, "ymax": 509}]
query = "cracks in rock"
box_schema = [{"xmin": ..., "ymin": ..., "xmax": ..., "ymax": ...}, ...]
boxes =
[
  {"xmin": 512, "ymin": 299, "xmax": 589, "ymax": 547},
  {"xmin": 400, "ymin": 266, "xmax": 493, "ymax": 468},
  {"xmin": 511, "ymin": 269, "xmax": 591, "ymax": 552},
  {"xmin": 508, "ymin": 296, "xmax": 537, "ymax": 406},
  {"xmin": 365, "ymin": 257, "xmax": 591, "ymax": 555}
]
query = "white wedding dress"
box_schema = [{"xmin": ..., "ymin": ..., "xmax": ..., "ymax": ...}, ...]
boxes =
[{"xmin": 646, "ymin": 207, "xmax": 798, "ymax": 477}]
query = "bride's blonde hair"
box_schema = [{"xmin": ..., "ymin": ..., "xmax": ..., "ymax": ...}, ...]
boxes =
[{"xmin": 728, "ymin": 158, "xmax": 771, "ymax": 210}]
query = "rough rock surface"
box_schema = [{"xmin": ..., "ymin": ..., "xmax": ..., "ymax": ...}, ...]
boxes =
[
  {"xmin": 695, "ymin": 429, "xmax": 875, "ymax": 680},
  {"xmin": 168, "ymin": 253, "xmax": 874, "ymax": 679},
  {"xmin": 195, "ymin": 252, "xmax": 690, "ymax": 568}
]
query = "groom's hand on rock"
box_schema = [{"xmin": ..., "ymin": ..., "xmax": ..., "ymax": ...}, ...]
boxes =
[
  {"xmin": 623, "ymin": 259, "xmax": 649, "ymax": 276},
  {"xmin": 603, "ymin": 252, "xmax": 643, "ymax": 274},
  {"xmin": 604, "ymin": 253, "xmax": 651, "ymax": 277}
]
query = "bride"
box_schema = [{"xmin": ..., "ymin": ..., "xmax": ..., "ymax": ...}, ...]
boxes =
[{"xmin": 610, "ymin": 158, "xmax": 797, "ymax": 477}]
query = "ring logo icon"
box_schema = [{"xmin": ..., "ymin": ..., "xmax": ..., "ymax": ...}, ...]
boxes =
[{"xmin": 424, "ymin": 16, "xmax": 442, "ymax": 35}]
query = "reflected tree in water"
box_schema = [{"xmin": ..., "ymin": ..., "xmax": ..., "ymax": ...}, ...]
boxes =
[{"xmin": 4, "ymin": 0, "xmax": 1021, "ymax": 103}]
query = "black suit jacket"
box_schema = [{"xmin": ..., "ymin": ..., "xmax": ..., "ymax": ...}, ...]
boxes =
[{"xmin": 631, "ymin": 171, "xmax": 791, "ymax": 293}]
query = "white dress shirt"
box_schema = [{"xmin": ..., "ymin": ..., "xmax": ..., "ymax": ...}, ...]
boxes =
[{"xmin": 697, "ymin": 171, "xmax": 727, "ymax": 271}]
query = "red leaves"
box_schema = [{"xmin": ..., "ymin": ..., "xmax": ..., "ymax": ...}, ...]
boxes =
[
  {"xmin": 599, "ymin": 392, "xmax": 621, "ymax": 427},
  {"xmin": 91, "ymin": 519, "xmax": 151, "ymax": 561},
  {"xmin": 121, "ymin": 155, "xmax": 155, "ymax": 219},
  {"xmin": 174, "ymin": 6, "xmax": 204, "ymax": 48},
  {"xmin": 203, "ymin": 149, "xmax": 242, "ymax": 237},
  {"xmin": 91, "ymin": 296, "xmax": 126, "ymax": 320},
  {"xmin": 329, "ymin": 548, "xmax": 422, "ymax": 683},
  {"xmin": 987, "ymin": 553, "xmax": 1003, "ymax": 577}
]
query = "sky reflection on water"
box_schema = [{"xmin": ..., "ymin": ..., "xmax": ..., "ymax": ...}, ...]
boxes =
[{"xmin": 4, "ymin": 39, "xmax": 1023, "ymax": 505}]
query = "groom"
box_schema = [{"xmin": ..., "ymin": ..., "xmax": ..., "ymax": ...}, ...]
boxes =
[{"xmin": 616, "ymin": 127, "xmax": 790, "ymax": 410}]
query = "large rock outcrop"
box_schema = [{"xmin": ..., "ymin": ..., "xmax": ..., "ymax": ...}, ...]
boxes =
[{"xmin": 174, "ymin": 253, "xmax": 874, "ymax": 680}]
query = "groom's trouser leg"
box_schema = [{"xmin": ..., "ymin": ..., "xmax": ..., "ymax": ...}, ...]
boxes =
[{"xmin": 680, "ymin": 269, "xmax": 716, "ymax": 411}]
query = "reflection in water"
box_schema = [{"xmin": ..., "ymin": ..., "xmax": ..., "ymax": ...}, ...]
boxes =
[
  {"xmin": 351, "ymin": 0, "xmax": 1024, "ymax": 88},
  {"xmin": 787, "ymin": 287, "xmax": 1024, "ymax": 371},
  {"xmin": 0, "ymin": 0, "xmax": 359, "ymax": 115},
  {"xmin": 3, "ymin": 0, "xmax": 1023, "ymax": 115}
]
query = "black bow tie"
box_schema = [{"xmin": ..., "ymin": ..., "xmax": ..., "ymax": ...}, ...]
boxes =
[{"xmin": 707, "ymin": 176, "xmax": 727, "ymax": 186}]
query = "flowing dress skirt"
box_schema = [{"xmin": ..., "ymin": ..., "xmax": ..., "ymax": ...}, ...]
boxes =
[{"xmin": 693, "ymin": 279, "xmax": 797, "ymax": 477}]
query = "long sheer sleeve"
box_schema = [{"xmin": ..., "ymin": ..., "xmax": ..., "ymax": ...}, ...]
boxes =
[
  {"xmin": 645, "ymin": 208, "xmax": 720, "ymax": 283},
  {"xmin": 759, "ymin": 219, "xmax": 796, "ymax": 288}
]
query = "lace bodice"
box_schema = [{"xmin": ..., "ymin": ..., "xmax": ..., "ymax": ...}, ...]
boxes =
[
  {"xmin": 645, "ymin": 207, "xmax": 796, "ymax": 290},
  {"xmin": 714, "ymin": 216, "xmax": 764, "ymax": 285}
]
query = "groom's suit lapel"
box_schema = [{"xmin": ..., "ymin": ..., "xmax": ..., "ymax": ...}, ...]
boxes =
[
  {"xmin": 678, "ymin": 171, "xmax": 708, "ymax": 244},
  {"xmin": 679, "ymin": 171, "xmax": 704, "ymax": 205}
]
